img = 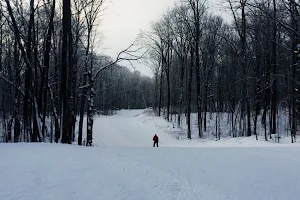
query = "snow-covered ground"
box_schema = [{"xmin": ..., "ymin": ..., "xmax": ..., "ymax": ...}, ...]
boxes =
[
  {"xmin": 2, "ymin": 109, "xmax": 300, "ymax": 200},
  {"xmin": 84, "ymin": 109, "xmax": 300, "ymax": 147},
  {"xmin": 90, "ymin": 109, "xmax": 186, "ymax": 147},
  {"xmin": 1, "ymin": 143, "xmax": 300, "ymax": 200}
]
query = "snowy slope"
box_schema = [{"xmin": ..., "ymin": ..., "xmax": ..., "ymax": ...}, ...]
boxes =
[
  {"xmin": 90, "ymin": 109, "xmax": 186, "ymax": 147},
  {"xmin": 1, "ymin": 143, "xmax": 300, "ymax": 200},
  {"xmin": 86, "ymin": 109, "xmax": 300, "ymax": 147}
]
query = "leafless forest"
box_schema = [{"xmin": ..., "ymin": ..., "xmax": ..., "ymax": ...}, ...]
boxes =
[{"xmin": 0, "ymin": 0, "xmax": 300, "ymax": 145}]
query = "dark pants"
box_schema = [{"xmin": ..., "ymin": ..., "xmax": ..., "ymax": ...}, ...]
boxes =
[{"xmin": 153, "ymin": 141, "xmax": 158, "ymax": 147}]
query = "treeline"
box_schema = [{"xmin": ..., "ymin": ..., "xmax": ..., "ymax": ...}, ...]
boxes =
[
  {"xmin": 0, "ymin": 0, "xmax": 151, "ymax": 145},
  {"xmin": 94, "ymin": 65, "xmax": 153, "ymax": 113},
  {"xmin": 145, "ymin": 0, "xmax": 300, "ymax": 142}
]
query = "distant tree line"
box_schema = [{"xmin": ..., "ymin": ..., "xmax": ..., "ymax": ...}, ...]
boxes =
[
  {"xmin": 0, "ymin": 0, "xmax": 151, "ymax": 145},
  {"xmin": 94, "ymin": 65, "xmax": 153, "ymax": 113},
  {"xmin": 145, "ymin": 0, "xmax": 300, "ymax": 142}
]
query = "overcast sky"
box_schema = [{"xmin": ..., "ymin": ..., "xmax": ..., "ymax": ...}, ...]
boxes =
[{"xmin": 99, "ymin": 0, "xmax": 231, "ymax": 77}]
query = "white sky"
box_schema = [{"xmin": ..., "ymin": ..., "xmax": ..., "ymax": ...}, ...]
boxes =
[{"xmin": 99, "ymin": 0, "xmax": 231, "ymax": 77}]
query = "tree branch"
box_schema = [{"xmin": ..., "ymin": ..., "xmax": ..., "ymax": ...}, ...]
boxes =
[
  {"xmin": 0, "ymin": 75, "xmax": 25, "ymax": 96},
  {"xmin": 93, "ymin": 42, "xmax": 147, "ymax": 79}
]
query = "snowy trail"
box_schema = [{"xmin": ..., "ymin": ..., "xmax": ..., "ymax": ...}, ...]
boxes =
[
  {"xmin": 2, "ymin": 110, "xmax": 300, "ymax": 200},
  {"xmin": 92, "ymin": 109, "xmax": 183, "ymax": 147},
  {"xmin": 88, "ymin": 109, "xmax": 300, "ymax": 147},
  {"xmin": 1, "ymin": 144, "xmax": 300, "ymax": 200}
]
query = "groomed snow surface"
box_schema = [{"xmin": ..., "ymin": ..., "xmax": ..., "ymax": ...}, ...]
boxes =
[
  {"xmin": 87, "ymin": 109, "xmax": 299, "ymax": 147},
  {"xmin": 1, "ymin": 109, "xmax": 300, "ymax": 200}
]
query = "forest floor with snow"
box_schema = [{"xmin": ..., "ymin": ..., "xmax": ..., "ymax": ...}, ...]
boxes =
[{"xmin": 1, "ymin": 109, "xmax": 300, "ymax": 200}]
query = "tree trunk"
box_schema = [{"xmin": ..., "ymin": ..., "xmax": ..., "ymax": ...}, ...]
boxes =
[
  {"xmin": 40, "ymin": 0, "xmax": 56, "ymax": 142},
  {"xmin": 24, "ymin": 0, "xmax": 35, "ymax": 142},
  {"xmin": 241, "ymin": 1, "xmax": 251, "ymax": 137},
  {"xmin": 254, "ymin": 27, "xmax": 261, "ymax": 140},
  {"xmin": 49, "ymin": 85, "xmax": 60, "ymax": 143},
  {"xmin": 86, "ymin": 74, "xmax": 94, "ymax": 146},
  {"xmin": 2, "ymin": 93, "xmax": 6, "ymax": 142},
  {"xmin": 178, "ymin": 58, "xmax": 185, "ymax": 128},
  {"xmin": 270, "ymin": 0, "xmax": 277, "ymax": 141},
  {"xmin": 13, "ymin": 39, "xmax": 21, "ymax": 142},
  {"xmin": 0, "ymin": 13, "xmax": 2, "ymax": 73},
  {"xmin": 61, "ymin": 0, "xmax": 73, "ymax": 144},
  {"xmin": 166, "ymin": 47, "xmax": 171, "ymax": 122},
  {"xmin": 78, "ymin": 85, "xmax": 87, "ymax": 145},
  {"xmin": 187, "ymin": 47, "xmax": 194, "ymax": 139},
  {"xmin": 290, "ymin": 0, "xmax": 298, "ymax": 143},
  {"xmin": 78, "ymin": 28, "xmax": 92, "ymax": 145},
  {"xmin": 158, "ymin": 61, "xmax": 164, "ymax": 117},
  {"xmin": 203, "ymin": 60, "xmax": 208, "ymax": 132},
  {"xmin": 32, "ymin": 7, "xmax": 40, "ymax": 142},
  {"xmin": 154, "ymin": 71, "xmax": 158, "ymax": 111}
]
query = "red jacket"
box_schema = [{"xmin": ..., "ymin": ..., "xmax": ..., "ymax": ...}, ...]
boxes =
[{"xmin": 153, "ymin": 135, "xmax": 158, "ymax": 142}]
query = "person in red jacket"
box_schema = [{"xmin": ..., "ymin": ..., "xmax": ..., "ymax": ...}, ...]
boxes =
[{"xmin": 153, "ymin": 134, "xmax": 159, "ymax": 147}]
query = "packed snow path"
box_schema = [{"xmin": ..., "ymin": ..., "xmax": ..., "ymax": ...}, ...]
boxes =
[
  {"xmin": 91, "ymin": 109, "xmax": 184, "ymax": 147},
  {"xmin": 1, "ymin": 144, "xmax": 300, "ymax": 200},
  {"xmin": 88, "ymin": 109, "xmax": 299, "ymax": 147}
]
